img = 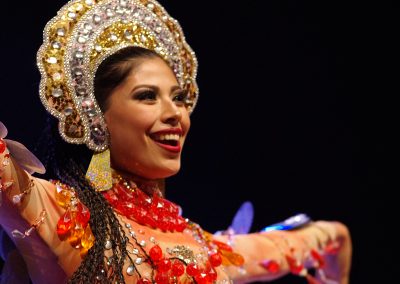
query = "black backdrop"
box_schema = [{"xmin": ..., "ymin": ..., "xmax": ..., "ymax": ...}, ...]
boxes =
[{"xmin": 0, "ymin": 1, "xmax": 393, "ymax": 283}]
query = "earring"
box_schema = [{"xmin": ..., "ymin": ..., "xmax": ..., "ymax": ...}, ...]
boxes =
[{"xmin": 85, "ymin": 149, "xmax": 112, "ymax": 192}]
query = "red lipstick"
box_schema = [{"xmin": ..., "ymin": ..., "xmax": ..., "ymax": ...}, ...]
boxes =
[
  {"xmin": 153, "ymin": 141, "xmax": 181, "ymax": 153},
  {"xmin": 150, "ymin": 128, "xmax": 183, "ymax": 153}
]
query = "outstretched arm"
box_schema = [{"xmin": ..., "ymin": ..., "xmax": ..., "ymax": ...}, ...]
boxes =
[
  {"xmin": 214, "ymin": 220, "xmax": 352, "ymax": 283},
  {"xmin": 0, "ymin": 125, "xmax": 80, "ymax": 280}
]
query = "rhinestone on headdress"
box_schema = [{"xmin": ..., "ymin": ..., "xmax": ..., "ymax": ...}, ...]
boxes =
[{"xmin": 37, "ymin": 0, "xmax": 198, "ymax": 152}]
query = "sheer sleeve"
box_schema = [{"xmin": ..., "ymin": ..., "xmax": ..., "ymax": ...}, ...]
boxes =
[
  {"xmin": 215, "ymin": 221, "xmax": 351, "ymax": 284},
  {"xmin": 0, "ymin": 138, "xmax": 81, "ymax": 282}
]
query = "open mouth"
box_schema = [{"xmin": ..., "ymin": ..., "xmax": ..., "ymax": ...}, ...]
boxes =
[{"xmin": 151, "ymin": 133, "xmax": 180, "ymax": 147}]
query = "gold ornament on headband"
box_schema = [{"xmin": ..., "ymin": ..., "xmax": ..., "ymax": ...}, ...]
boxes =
[{"xmin": 37, "ymin": 0, "xmax": 198, "ymax": 152}]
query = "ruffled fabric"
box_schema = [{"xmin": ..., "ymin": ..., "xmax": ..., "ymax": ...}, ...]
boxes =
[
  {"xmin": 0, "ymin": 121, "xmax": 45, "ymax": 175},
  {"xmin": 1, "ymin": 121, "xmax": 46, "ymax": 283}
]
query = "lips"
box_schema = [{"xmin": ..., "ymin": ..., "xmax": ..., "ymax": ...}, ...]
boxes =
[{"xmin": 150, "ymin": 128, "xmax": 182, "ymax": 153}]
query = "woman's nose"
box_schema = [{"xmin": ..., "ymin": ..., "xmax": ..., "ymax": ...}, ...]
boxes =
[{"xmin": 161, "ymin": 99, "xmax": 182, "ymax": 125}]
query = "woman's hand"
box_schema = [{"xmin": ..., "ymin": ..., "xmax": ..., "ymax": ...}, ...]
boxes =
[{"xmin": 315, "ymin": 221, "xmax": 352, "ymax": 284}]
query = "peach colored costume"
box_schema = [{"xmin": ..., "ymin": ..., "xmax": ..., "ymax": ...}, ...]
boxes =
[{"xmin": 1, "ymin": 146, "xmax": 338, "ymax": 283}]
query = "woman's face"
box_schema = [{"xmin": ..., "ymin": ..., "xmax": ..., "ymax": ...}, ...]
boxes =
[{"xmin": 104, "ymin": 57, "xmax": 190, "ymax": 179}]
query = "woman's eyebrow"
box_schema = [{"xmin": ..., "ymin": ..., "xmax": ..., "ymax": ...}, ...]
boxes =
[
  {"xmin": 130, "ymin": 84, "xmax": 159, "ymax": 93},
  {"xmin": 170, "ymin": 85, "xmax": 182, "ymax": 92}
]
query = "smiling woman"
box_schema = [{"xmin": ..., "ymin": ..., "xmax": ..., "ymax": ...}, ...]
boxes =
[
  {"xmin": 101, "ymin": 50, "xmax": 191, "ymax": 179},
  {"xmin": 0, "ymin": 0, "xmax": 352, "ymax": 283}
]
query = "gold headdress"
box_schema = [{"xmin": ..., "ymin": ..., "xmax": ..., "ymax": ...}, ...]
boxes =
[{"xmin": 37, "ymin": 0, "xmax": 198, "ymax": 152}]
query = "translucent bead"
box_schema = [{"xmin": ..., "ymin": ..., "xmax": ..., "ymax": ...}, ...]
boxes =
[
  {"xmin": 68, "ymin": 222, "xmax": 84, "ymax": 248},
  {"xmin": 46, "ymin": 57, "xmax": 58, "ymax": 64},
  {"xmin": 149, "ymin": 245, "xmax": 162, "ymax": 262},
  {"xmin": 186, "ymin": 263, "xmax": 200, "ymax": 276},
  {"xmin": 84, "ymin": 23, "xmax": 93, "ymax": 31},
  {"xmin": 12, "ymin": 193, "xmax": 24, "ymax": 205},
  {"xmin": 81, "ymin": 226, "xmax": 95, "ymax": 249},
  {"xmin": 94, "ymin": 44, "xmax": 102, "ymax": 52},
  {"xmin": 76, "ymin": 202, "xmax": 90, "ymax": 227},
  {"xmin": 209, "ymin": 252, "xmax": 222, "ymax": 267},
  {"xmin": 109, "ymin": 34, "xmax": 118, "ymax": 42},
  {"xmin": 54, "ymin": 184, "xmax": 68, "ymax": 206},
  {"xmin": 77, "ymin": 36, "xmax": 87, "ymax": 44},
  {"xmin": 259, "ymin": 259, "xmax": 280, "ymax": 274},
  {"xmin": 124, "ymin": 31, "xmax": 133, "ymax": 40},
  {"xmin": 171, "ymin": 260, "xmax": 184, "ymax": 277},
  {"xmin": 74, "ymin": 51, "xmax": 84, "ymax": 59},
  {"xmin": 52, "ymin": 72, "xmax": 63, "ymax": 82},
  {"xmin": 0, "ymin": 139, "xmax": 6, "ymax": 154},
  {"xmin": 85, "ymin": 0, "xmax": 94, "ymax": 6},
  {"xmin": 76, "ymin": 86, "xmax": 86, "ymax": 96},
  {"xmin": 52, "ymin": 41, "xmax": 62, "ymax": 49},
  {"xmin": 93, "ymin": 14, "xmax": 102, "ymax": 24},
  {"xmin": 68, "ymin": 12, "xmax": 77, "ymax": 20},
  {"xmin": 56, "ymin": 28, "xmax": 66, "ymax": 37},
  {"xmin": 106, "ymin": 9, "xmax": 114, "ymax": 18},
  {"xmin": 57, "ymin": 210, "xmax": 72, "ymax": 237},
  {"xmin": 52, "ymin": 88, "xmax": 63, "ymax": 98},
  {"xmin": 221, "ymin": 251, "xmax": 244, "ymax": 266},
  {"xmin": 64, "ymin": 107, "xmax": 73, "ymax": 116}
]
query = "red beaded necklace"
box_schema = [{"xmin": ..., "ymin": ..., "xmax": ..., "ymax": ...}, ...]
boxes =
[
  {"xmin": 52, "ymin": 178, "xmax": 244, "ymax": 283},
  {"xmin": 102, "ymin": 176, "xmax": 188, "ymax": 232},
  {"xmin": 101, "ymin": 176, "xmax": 247, "ymax": 283}
]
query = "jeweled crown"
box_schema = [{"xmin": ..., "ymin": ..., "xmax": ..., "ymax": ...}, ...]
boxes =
[{"xmin": 37, "ymin": 0, "xmax": 198, "ymax": 152}]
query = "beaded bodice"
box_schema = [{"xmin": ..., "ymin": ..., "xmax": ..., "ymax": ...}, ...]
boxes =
[{"xmin": 54, "ymin": 176, "xmax": 242, "ymax": 283}]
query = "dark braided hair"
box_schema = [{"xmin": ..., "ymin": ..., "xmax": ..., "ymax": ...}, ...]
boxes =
[{"xmin": 35, "ymin": 46, "xmax": 159, "ymax": 283}]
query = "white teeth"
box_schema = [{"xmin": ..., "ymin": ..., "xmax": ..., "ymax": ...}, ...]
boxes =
[{"xmin": 154, "ymin": 133, "xmax": 180, "ymax": 141}]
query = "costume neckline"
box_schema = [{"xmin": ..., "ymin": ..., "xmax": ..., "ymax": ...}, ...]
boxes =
[{"xmin": 102, "ymin": 174, "xmax": 187, "ymax": 233}]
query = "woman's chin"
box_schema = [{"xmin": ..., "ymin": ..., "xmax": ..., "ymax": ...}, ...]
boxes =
[
  {"xmin": 134, "ymin": 162, "xmax": 181, "ymax": 180},
  {"xmin": 150, "ymin": 166, "xmax": 180, "ymax": 179}
]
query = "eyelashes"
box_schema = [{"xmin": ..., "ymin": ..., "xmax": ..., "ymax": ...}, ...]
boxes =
[
  {"xmin": 172, "ymin": 91, "xmax": 188, "ymax": 104},
  {"xmin": 134, "ymin": 90, "xmax": 157, "ymax": 101},
  {"xmin": 133, "ymin": 89, "xmax": 188, "ymax": 105}
]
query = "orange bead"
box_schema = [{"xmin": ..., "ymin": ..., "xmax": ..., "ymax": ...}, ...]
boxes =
[
  {"xmin": 220, "ymin": 250, "xmax": 245, "ymax": 266},
  {"xmin": 212, "ymin": 240, "xmax": 233, "ymax": 252},
  {"xmin": 68, "ymin": 222, "xmax": 84, "ymax": 248},
  {"xmin": 81, "ymin": 225, "xmax": 95, "ymax": 250},
  {"xmin": 55, "ymin": 184, "xmax": 72, "ymax": 208},
  {"xmin": 80, "ymin": 248, "xmax": 88, "ymax": 258}
]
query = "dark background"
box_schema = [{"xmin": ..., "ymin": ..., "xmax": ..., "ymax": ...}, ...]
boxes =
[{"xmin": 0, "ymin": 0, "xmax": 393, "ymax": 283}]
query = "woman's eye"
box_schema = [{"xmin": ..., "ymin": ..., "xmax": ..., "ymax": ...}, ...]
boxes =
[
  {"xmin": 173, "ymin": 92, "xmax": 187, "ymax": 104},
  {"xmin": 134, "ymin": 90, "xmax": 157, "ymax": 101}
]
